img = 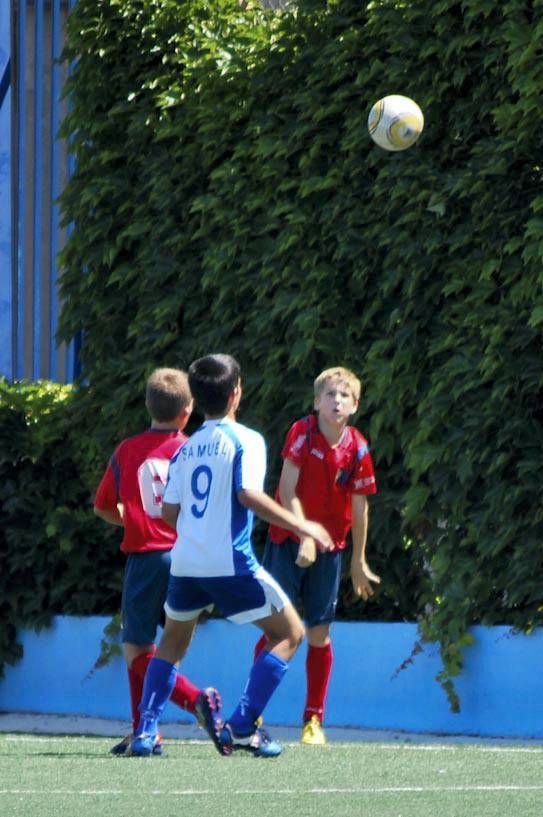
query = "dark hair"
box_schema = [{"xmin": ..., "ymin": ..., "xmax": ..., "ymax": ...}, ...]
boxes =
[
  {"xmin": 145, "ymin": 368, "xmax": 191, "ymax": 422},
  {"xmin": 188, "ymin": 354, "xmax": 241, "ymax": 416}
]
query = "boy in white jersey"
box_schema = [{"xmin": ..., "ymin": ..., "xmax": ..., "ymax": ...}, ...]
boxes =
[{"xmin": 131, "ymin": 354, "xmax": 333, "ymax": 758}]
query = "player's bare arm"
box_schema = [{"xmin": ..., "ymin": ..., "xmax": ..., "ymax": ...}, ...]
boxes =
[
  {"xmin": 351, "ymin": 494, "xmax": 380, "ymax": 600},
  {"xmin": 238, "ymin": 487, "xmax": 333, "ymax": 553},
  {"xmin": 278, "ymin": 459, "xmax": 316, "ymax": 567},
  {"xmin": 162, "ymin": 501, "xmax": 180, "ymax": 529}
]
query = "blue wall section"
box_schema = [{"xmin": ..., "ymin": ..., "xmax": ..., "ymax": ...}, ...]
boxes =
[
  {"xmin": 0, "ymin": 617, "xmax": 541, "ymax": 738},
  {"xmin": 0, "ymin": 3, "xmax": 12, "ymax": 377}
]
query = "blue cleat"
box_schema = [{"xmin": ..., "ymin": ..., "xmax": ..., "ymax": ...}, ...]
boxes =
[
  {"xmin": 219, "ymin": 723, "xmax": 282, "ymax": 758},
  {"xmin": 195, "ymin": 687, "xmax": 228, "ymax": 755},
  {"xmin": 112, "ymin": 732, "xmax": 163, "ymax": 756},
  {"xmin": 129, "ymin": 733, "xmax": 163, "ymax": 757}
]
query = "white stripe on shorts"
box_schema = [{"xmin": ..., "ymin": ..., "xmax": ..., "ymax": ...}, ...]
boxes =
[{"xmin": 228, "ymin": 566, "xmax": 291, "ymax": 624}]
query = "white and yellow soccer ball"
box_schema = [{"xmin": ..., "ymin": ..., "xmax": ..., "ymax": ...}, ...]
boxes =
[{"xmin": 367, "ymin": 94, "xmax": 424, "ymax": 152}]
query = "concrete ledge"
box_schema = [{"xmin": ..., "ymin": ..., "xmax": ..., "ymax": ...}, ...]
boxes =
[
  {"xmin": 0, "ymin": 617, "xmax": 541, "ymax": 739},
  {"xmin": 2, "ymin": 712, "xmax": 540, "ymax": 746}
]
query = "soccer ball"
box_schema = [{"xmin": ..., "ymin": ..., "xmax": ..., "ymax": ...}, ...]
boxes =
[{"xmin": 367, "ymin": 95, "xmax": 424, "ymax": 152}]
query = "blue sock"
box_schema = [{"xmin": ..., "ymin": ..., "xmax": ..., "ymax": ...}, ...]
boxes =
[
  {"xmin": 229, "ymin": 650, "xmax": 288, "ymax": 736},
  {"xmin": 136, "ymin": 657, "xmax": 176, "ymax": 736}
]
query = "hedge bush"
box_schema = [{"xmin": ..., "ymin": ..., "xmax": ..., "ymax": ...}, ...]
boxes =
[
  {"xmin": 0, "ymin": 379, "xmax": 124, "ymax": 678},
  {"xmin": 29, "ymin": 0, "xmax": 542, "ymax": 706}
]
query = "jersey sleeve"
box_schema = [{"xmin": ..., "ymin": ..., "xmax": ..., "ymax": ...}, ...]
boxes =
[
  {"xmin": 94, "ymin": 456, "xmax": 120, "ymax": 510},
  {"xmin": 281, "ymin": 419, "xmax": 309, "ymax": 467},
  {"xmin": 163, "ymin": 452, "xmax": 182, "ymax": 505},
  {"xmin": 350, "ymin": 433, "xmax": 377, "ymax": 495},
  {"xmin": 237, "ymin": 430, "xmax": 267, "ymax": 492}
]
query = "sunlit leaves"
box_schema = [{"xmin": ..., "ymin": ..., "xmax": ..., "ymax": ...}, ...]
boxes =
[
  {"xmin": 53, "ymin": 0, "xmax": 543, "ymax": 708},
  {"xmin": 0, "ymin": 380, "xmax": 124, "ymax": 679}
]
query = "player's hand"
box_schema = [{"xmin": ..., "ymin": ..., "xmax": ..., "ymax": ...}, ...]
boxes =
[
  {"xmin": 351, "ymin": 560, "xmax": 381, "ymax": 600},
  {"xmin": 362, "ymin": 561, "xmax": 381, "ymax": 584},
  {"xmin": 295, "ymin": 537, "xmax": 317, "ymax": 568},
  {"xmin": 301, "ymin": 521, "xmax": 334, "ymax": 553}
]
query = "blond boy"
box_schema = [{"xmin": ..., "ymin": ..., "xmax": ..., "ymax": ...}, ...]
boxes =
[{"xmin": 255, "ymin": 367, "xmax": 380, "ymax": 744}]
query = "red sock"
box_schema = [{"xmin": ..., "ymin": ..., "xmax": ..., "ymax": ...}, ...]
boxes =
[
  {"xmin": 129, "ymin": 650, "xmax": 156, "ymax": 733},
  {"xmin": 304, "ymin": 643, "xmax": 333, "ymax": 724},
  {"xmin": 169, "ymin": 672, "xmax": 201, "ymax": 713},
  {"xmin": 254, "ymin": 634, "xmax": 268, "ymax": 662}
]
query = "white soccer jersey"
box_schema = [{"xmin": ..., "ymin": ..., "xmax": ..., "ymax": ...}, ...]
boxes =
[{"xmin": 163, "ymin": 418, "xmax": 266, "ymax": 577}]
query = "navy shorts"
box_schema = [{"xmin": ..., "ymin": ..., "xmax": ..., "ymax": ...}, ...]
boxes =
[
  {"xmin": 121, "ymin": 550, "xmax": 171, "ymax": 644},
  {"xmin": 261, "ymin": 537, "xmax": 342, "ymax": 627}
]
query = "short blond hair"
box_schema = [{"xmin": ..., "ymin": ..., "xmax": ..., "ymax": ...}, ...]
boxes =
[
  {"xmin": 145, "ymin": 368, "xmax": 191, "ymax": 423},
  {"xmin": 314, "ymin": 367, "xmax": 361, "ymax": 402}
]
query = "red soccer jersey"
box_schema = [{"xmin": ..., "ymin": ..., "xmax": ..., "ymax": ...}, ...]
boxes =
[
  {"xmin": 268, "ymin": 415, "xmax": 377, "ymax": 551},
  {"xmin": 94, "ymin": 429, "xmax": 187, "ymax": 554}
]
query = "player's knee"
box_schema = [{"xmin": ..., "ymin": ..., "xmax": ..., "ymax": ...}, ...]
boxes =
[{"xmin": 290, "ymin": 620, "xmax": 305, "ymax": 651}]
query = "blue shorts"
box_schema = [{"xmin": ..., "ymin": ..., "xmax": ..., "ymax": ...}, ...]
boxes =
[
  {"xmin": 164, "ymin": 567, "xmax": 291, "ymax": 625},
  {"xmin": 122, "ymin": 550, "xmax": 171, "ymax": 644},
  {"xmin": 262, "ymin": 538, "xmax": 342, "ymax": 628}
]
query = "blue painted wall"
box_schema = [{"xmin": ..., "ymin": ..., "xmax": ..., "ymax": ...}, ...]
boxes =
[
  {"xmin": 1, "ymin": 2, "xmax": 77, "ymax": 383},
  {"xmin": 0, "ymin": 3, "xmax": 11, "ymax": 377},
  {"xmin": 0, "ymin": 617, "xmax": 541, "ymax": 738}
]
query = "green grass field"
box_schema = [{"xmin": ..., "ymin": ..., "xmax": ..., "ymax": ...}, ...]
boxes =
[{"xmin": 1, "ymin": 733, "xmax": 542, "ymax": 817}]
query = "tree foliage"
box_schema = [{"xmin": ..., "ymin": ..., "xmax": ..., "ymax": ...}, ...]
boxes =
[
  {"xmin": 36, "ymin": 0, "xmax": 543, "ymax": 705},
  {"xmin": 0, "ymin": 379, "xmax": 124, "ymax": 678}
]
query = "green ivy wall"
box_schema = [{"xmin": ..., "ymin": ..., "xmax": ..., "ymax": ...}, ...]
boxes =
[{"xmin": 3, "ymin": 0, "xmax": 542, "ymax": 707}]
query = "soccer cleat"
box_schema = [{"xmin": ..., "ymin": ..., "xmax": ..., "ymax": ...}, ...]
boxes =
[
  {"xmin": 129, "ymin": 732, "xmax": 164, "ymax": 757},
  {"xmin": 301, "ymin": 715, "xmax": 326, "ymax": 745},
  {"xmin": 111, "ymin": 732, "xmax": 164, "ymax": 756},
  {"xmin": 150, "ymin": 733, "xmax": 164, "ymax": 755},
  {"xmin": 194, "ymin": 687, "xmax": 226, "ymax": 755},
  {"xmin": 110, "ymin": 733, "xmax": 132, "ymax": 755},
  {"xmin": 219, "ymin": 723, "xmax": 282, "ymax": 758}
]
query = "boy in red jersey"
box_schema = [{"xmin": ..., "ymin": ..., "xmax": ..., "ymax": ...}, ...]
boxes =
[
  {"xmin": 255, "ymin": 366, "xmax": 380, "ymax": 745},
  {"xmin": 94, "ymin": 368, "xmax": 222, "ymax": 755}
]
